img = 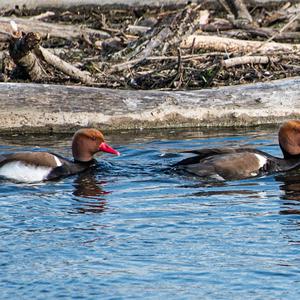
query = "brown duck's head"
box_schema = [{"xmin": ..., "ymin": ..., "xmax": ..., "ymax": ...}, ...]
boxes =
[
  {"xmin": 278, "ymin": 120, "xmax": 300, "ymax": 159},
  {"xmin": 72, "ymin": 128, "xmax": 120, "ymax": 162}
]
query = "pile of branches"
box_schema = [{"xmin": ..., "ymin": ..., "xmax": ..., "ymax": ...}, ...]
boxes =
[{"xmin": 0, "ymin": 0, "xmax": 300, "ymax": 89}]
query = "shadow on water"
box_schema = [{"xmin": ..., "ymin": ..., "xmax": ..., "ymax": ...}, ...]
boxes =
[{"xmin": 273, "ymin": 171, "xmax": 300, "ymax": 245}]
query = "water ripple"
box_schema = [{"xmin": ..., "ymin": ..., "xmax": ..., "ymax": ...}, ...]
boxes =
[{"xmin": 1, "ymin": 128, "xmax": 300, "ymax": 299}]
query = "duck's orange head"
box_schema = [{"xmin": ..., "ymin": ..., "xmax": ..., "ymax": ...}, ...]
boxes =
[
  {"xmin": 72, "ymin": 128, "xmax": 120, "ymax": 162},
  {"xmin": 278, "ymin": 120, "xmax": 300, "ymax": 159}
]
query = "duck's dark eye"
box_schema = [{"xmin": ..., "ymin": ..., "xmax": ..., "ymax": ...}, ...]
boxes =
[{"xmin": 91, "ymin": 136, "xmax": 96, "ymax": 141}]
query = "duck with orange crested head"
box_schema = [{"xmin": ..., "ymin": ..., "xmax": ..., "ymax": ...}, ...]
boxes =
[{"xmin": 0, "ymin": 128, "xmax": 120, "ymax": 183}]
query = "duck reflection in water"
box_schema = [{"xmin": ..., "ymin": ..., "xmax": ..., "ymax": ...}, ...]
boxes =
[
  {"xmin": 276, "ymin": 171, "xmax": 300, "ymax": 215},
  {"xmin": 72, "ymin": 169, "xmax": 110, "ymax": 214}
]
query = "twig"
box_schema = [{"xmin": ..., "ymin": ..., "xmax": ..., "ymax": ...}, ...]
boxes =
[
  {"xmin": 110, "ymin": 53, "xmax": 227, "ymax": 72},
  {"xmin": 218, "ymin": 0, "xmax": 234, "ymax": 16},
  {"xmin": 263, "ymin": 12, "xmax": 300, "ymax": 44},
  {"xmin": 224, "ymin": 0, "xmax": 253, "ymax": 22},
  {"xmin": 244, "ymin": 12, "xmax": 300, "ymax": 56},
  {"xmin": 281, "ymin": 64, "xmax": 300, "ymax": 72},
  {"xmin": 126, "ymin": 25, "xmax": 151, "ymax": 35},
  {"xmin": 222, "ymin": 28, "xmax": 300, "ymax": 42},
  {"xmin": 169, "ymin": 47, "xmax": 184, "ymax": 89},
  {"xmin": 111, "ymin": 4, "xmax": 202, "ymax": 66}
]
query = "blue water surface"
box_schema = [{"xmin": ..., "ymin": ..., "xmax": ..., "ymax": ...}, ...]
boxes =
[{"xmin": 1, "ymin": 127, "xmax": 300, "ymax": 299}]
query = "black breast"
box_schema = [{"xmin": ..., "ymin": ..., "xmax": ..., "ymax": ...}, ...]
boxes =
[{"xmin": 46, "ymin": 158, "xmax": 96, "ymax": 180}]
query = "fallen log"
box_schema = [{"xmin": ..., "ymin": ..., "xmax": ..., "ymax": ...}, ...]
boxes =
[
  {"xmin": 181, "ymin": 34, "xmax": 300, "ymax": 53},
  {"xmin": 37, "ymin": 46, "xmax": 94, "ymax": 84},
  {"xmin": 0, "ymin": 77, "xmax": 299, "ymax": 133},
  {"xmin": 0, "ymin": 16, "xmax": 110, "ymax": 41}
]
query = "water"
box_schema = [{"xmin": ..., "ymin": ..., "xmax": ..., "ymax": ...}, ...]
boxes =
[{"xmin": 1, "ymin": 127, "xmax": 300, "ymax": 299}]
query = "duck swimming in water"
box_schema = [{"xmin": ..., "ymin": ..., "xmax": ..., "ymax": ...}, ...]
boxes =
[
  {"xmin": 0, "ymin": 128, "xmax": 120, "ymax": 183},
  {"xmin": 174, "ymin": 120, "xmax": 300, "ymax": 181}
]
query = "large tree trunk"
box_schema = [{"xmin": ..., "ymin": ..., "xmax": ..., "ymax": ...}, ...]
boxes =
[{"xmin": 0, "ymin": 77, "xmax": 299, "ymax": 133}]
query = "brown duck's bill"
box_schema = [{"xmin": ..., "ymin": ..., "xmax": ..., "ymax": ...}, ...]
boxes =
[{"xmin": 99, "ymin": 142, "xmax": 120, "ymax": 156}]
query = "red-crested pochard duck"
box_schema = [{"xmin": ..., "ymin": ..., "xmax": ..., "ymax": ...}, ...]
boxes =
[
  {"xmin": 0, "ymin": 128, "xmax": 120, "ymax": 183},
  {"xmin": 174, "ymin": 120, "xmax": 300, "ymax": 181}
]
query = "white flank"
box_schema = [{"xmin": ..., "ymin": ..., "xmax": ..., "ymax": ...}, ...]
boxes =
[
  {"xmin": 54, "ymin": 156, "xmax": 62, "ymax": 166},
  {"xmin": 0, "ymin": 161, "xmax": 51, "ymax": 183},
  {"xmin": 254, "ymin": 154, "xmax": 267, "ymax": 169}
]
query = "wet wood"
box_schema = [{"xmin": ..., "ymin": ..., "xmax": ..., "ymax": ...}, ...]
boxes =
[{"xmin": 0, "ymin": 77, "xmax": 299, "ymax": 133}]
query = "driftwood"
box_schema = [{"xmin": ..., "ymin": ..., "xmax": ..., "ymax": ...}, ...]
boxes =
[
  {"xmin": 37, "ymin": 47, "xmax": 94, "ymax": 84},
  {"xmin": 220, "ymin": 0, "xmax": 253, "ymax": 22},
  {"xmin": 1, "ymin": 1, "xmax": 300, "ymax": 89},
  {"xmin": 29, "ymin": 11, "xmax": 55, "ymax": 21},
  {"xmin": 111, "ymin": 4, "xmax": 202, "ymax": 63},
  {"xmin": 181, "ymin": 35, "xmax": 300, "ymax": 53},
  {"xmin": 0, "ymin": 16, "xmax": 110, "ymax": 41},
  {"xmin": 8, "ymin": 27, "xmax": 94, "ymax": 84},
  {"xmin": 9, "ymin": 32, "xmax": 48, "ymax": 81},
  {"xmin": 0, "ymin": 77, "xmax": 299, "ymax": 133},
  {"xmin": 202, "ymin": 20, "xmax": 300, "ymax": 42},
  {"xmin": 203, "ymin": 2, "xmax": 300, "ymax": 43},
  {"xmin": 222, "ymin": 55, "xmax": 275, "ymax": 68},
  {"xmin": 221, "ymin": 28, "xmax": 300, "ymax": 42}
]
